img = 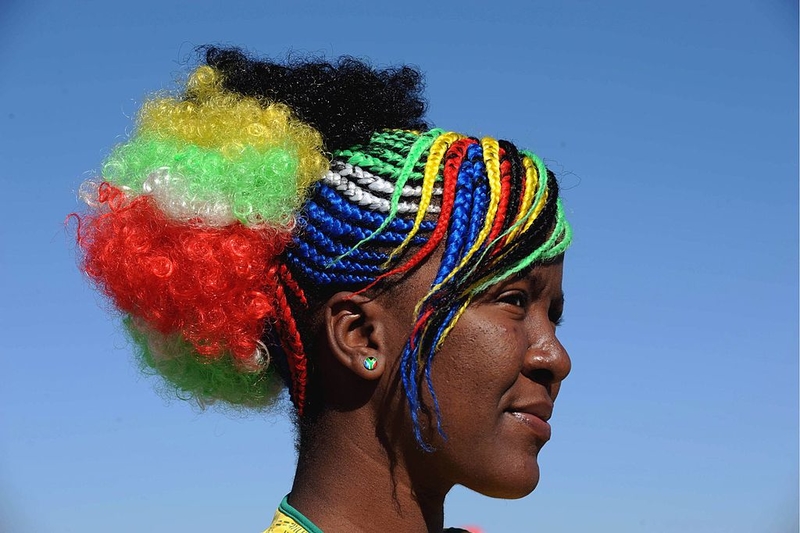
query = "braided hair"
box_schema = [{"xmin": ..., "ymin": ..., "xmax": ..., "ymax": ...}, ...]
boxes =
[{"xmin": 74, "ymin": 47, "xmax": 571, "ymax": 447}]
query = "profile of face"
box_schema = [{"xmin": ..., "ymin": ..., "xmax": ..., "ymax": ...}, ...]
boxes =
[
  {"xmin": 330, "ymin": 254, "xmax": 570, "ymax": 500},
  {"xmin": 423, "ymin": 260, "xmax": 569, "ymax": 498}
]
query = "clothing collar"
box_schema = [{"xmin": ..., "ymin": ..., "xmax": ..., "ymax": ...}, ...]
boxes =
[{"xmin": 279, "ymin": 495, "xmax": 324, "ymax": 533}]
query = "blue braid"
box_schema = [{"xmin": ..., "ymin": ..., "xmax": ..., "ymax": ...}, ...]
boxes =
[
  {"xmin": 419, "ymin": 179, "xmax": 486, "ymax": 423},
  {"xmin": 399, "ymin": 339, "xmax": 429, "ymax": 450},
  {"xmin": 290, "ymin": 240, "xmax": 383, "ymax": 275},
  {"xmin": 287, "ymin": 176, "xmax": 438, "ymax": 291},
  {"xmin": 464, "ymin": 151, "xmax": 490, "ymax": 253},
  {"xmin": 422, "ymin": 304, "xmax": 461, "ymax": 439},
  {"xmin": 315, "ymin": 184, "xmax": 436, "ymax": 234},
  {"xmin": 419, "ymin": 144, "xmax": 488, "ymax": 313},
  {"xmin": 426, "ymin": 147, "xmax": 490, "ymax": 311},
  {"xmin": 285, "ymin": 252, "xmax": 375, "ymax": 287},
  {"xmin": 399, "ymin": 149, "xmax": 480, "ymax": 448},
  {"xmin": 299, "ymin": 222, "xmax": 388, "ymax": 264},
  {"xmin": 400, "ymin": 143, "xmax": 498, "ymax": 448},
  {"xmin": 303, "ymin": 201, "xmax": 416, "ymax": 245},
  {"xmin": 432, "ymin": 146, "xmax": 479, "ymax": 286}
]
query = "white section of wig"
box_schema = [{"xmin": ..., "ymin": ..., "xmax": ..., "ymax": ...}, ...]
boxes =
[{"xmin": 142, "ymin": 167, "xmax": 236, "ymax": 226}]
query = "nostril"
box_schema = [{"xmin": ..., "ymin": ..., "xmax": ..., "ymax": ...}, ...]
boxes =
[{"xmin": 528, "ymin": 368, "xmax": 554, "ymax": 386}]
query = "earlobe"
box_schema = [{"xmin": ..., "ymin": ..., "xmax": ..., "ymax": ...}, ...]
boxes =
[{"xmin": 325, "ymin": 292, "xmax": 386, "ymax": 381}]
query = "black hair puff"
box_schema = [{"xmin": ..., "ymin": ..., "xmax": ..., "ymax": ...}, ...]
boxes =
[{"xmin": 202, "ymin": 46, "xmax": 430, "ymax": 152}]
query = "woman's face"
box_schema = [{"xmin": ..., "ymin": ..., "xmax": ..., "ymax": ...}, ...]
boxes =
[{"xmin": 383, "ymin": 260, "xmax": 570, "ymax": 499}]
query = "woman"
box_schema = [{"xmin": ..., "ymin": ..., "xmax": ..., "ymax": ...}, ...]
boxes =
[{"xmin": 74, "ymin": 46, "xmax": 572, "ymax": 533}]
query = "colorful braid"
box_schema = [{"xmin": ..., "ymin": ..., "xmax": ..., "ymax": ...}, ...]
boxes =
[
  {"xmin": 346, "ymin": 134, "xmax": 570, "ymax": 446},
  {"xmin": 284, "ymin": 129, "xmax": 571, "ymax": 446}
]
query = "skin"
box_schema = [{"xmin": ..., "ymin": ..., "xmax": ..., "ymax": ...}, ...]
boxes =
[{"xmin": 287, "ymin": 257, "xmax": 570, "ymax": 533}]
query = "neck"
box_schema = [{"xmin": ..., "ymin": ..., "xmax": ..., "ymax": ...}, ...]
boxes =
[{"xmin": 288, "ymin": 410, "xmax": 448, "ymax": 533}]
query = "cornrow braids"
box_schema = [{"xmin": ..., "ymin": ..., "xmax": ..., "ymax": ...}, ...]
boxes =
[
  {"xmin": 284, "ymin": 131, "xmax": 571, "ymax": 446},
  {"xmin": 72, "ymin": 47, "xmax": 571, "ymax": 449}
]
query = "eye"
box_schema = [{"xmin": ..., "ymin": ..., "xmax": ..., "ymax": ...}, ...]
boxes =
[{"xmin": 497, "ymin": 290, "xmax": 528, "ymax": 309}]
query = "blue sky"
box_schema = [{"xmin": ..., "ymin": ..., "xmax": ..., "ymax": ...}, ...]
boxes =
[{"xmin": 1, "ymin": 1, "xmax": 797, "ymax": 532}]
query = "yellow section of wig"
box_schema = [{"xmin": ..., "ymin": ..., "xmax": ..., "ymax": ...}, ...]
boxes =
[{"xmin": 137, "ymin": 65, "xmax": 328, "ymax": 193}]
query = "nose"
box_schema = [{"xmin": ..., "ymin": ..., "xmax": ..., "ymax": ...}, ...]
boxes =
[{"xmin": 523, "ymin": 334, "xmax": 571, "ymax": 396}]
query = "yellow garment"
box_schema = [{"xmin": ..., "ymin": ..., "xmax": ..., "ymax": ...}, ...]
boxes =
[
  {"xmin": 263, "ymin": 507, "xmax": 310, "ymax": 533},
  {"xmin": 263, "ymin": 496, "xmax": 471, "ymax": 532}
]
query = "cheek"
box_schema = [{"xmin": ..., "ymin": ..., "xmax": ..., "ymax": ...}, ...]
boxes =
[
  {"xmin": 428, "ymin": 317, "xmax": 543, "ymax": 498},
  {"xmin": 434, "ymin": 315, "xmax": 524, "ymax": 405}
]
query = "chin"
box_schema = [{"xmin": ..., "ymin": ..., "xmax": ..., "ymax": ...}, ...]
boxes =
[{"xmin": 468, "ymin": 462, "xmax": 541, "ymax": 499}]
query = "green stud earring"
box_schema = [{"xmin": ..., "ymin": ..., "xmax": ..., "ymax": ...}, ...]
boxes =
[{"xmin": 363, "ymin": 356, "xmax": 378, "ymax": 371}]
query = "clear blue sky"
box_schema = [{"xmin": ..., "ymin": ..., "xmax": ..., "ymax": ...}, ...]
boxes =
[{"xmin": 1, "ymin": 1, "xmax": 797, "ymax": 532}]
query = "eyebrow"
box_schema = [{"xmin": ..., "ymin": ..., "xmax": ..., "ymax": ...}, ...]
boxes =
[{"xmin": 510, "ymin": 255, "xmax": 564, "ymax": 278}]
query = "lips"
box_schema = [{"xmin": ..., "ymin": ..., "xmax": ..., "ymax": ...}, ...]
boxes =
[{"xmin": 506, "ymin": 402, "xmax": 553, "ymax": 443}]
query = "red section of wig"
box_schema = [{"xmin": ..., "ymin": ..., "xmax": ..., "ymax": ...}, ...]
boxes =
[{"xmin": 76, "ymin": 183, "xmax": 291, "ymax": 363}]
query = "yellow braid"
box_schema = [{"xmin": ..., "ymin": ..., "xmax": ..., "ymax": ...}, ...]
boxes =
[
  {"xmin": 386, "ymin": 131, "xmax": 464, "ymax": 264},
  {"xmin": 521, "ymin": 156, "xmax": 550, "ymax": 233},
  {"xmin": 429, "ymin": 137, "xmax": 502, "ymax": 291},
  {"xmin": 434, "ymin": 300, "xmax": 471, "ymax": 351}
]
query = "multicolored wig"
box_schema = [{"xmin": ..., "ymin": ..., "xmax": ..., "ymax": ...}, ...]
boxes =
[{"xmin": 73, "ymin": 47, "xmax": 571, "ymax": 447}]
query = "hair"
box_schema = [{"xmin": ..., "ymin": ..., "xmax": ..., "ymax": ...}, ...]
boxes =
[{"xmin": 73, "ymin": 46, "xmax": 571, "ymax": 448}]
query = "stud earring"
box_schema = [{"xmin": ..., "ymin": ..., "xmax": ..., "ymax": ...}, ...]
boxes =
[{"xmin": 363, "ymin": 356, "xmax": 378, "ymax": 371}]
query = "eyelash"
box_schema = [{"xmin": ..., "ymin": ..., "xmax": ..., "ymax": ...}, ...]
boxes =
[
  {"xmin": 496, "ymin": 291, "xmax": 564, "ymax": 327},
  {"xmin": 497, "ymin": 291, "xmax": 528, "ymax": 308}
]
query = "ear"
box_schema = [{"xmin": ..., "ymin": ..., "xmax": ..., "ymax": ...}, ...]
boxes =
[{"xmin": 324, "ymin": 292, "xmax": 388, "ymax": 380}]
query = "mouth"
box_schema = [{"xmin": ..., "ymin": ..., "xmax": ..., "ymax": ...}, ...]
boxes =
[{"xmin": 506, "ymin": 405, "xmax": 553, "ymax": 444}]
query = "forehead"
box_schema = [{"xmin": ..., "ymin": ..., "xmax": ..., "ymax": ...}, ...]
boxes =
[
  {"xmin": 501, "ymin": 256, "xmax": 565, "ymax": 286},
  {"xmin": 378, "ymin": 251, "xmax": 565, "ymax": 314},
  {"xmin": 482, "ymin": 260, "xmax": 566, "ymax": 303}
]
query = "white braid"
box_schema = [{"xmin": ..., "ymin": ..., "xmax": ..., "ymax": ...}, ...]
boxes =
[
  {"xmin": 331, "ymin": 161, "xmax": 443, "ymax": 198},
  {"xmin": 324, "ymin": 163, "xmax": 441, "ymax": 214}
]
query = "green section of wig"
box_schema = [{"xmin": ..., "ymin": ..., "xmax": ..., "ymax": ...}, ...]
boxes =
[
  {"xmin": 124, "ymin": 317, "xmax": 281, "ymax": 408},
  {"xmin": 103, "ymin": 135, "xmax": 303, "ymax": 225}
]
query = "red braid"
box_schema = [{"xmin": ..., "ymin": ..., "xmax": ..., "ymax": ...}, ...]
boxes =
[
  {"xmin": 272, "ymin": 265, "xmax": 309, "ymax": 413},
  {"xmin": 353, "ymin": 138, "xmax": 476, "ymax": 296},
  {"xmin": 487, "ymin": 147, "xmax": 511, "ymax": 246}
]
